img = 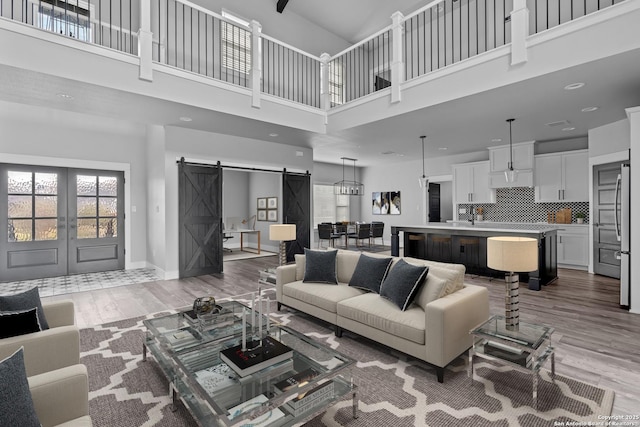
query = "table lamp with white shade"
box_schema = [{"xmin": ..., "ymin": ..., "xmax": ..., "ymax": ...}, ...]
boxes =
[
  {"xmin": 487, "ymin": 236, "xmax": 538, "ymax": 330},
  {"xmin": 269, "ymin": 224, "xmax": 296, "ymax": 266}
]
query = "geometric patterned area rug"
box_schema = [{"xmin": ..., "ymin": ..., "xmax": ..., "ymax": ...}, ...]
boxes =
[{"xmin": 80, "ymin": 302, "xmax": 614, "ymax": 427}]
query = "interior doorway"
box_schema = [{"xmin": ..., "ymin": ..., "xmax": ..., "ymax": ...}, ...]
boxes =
[
  {"xmin": 1, "ymin": 163, "xmax": 125, "ymax": 282},
  {"xmin": 428, "ymin": 182, "xmax": 441, "ymax": 222}
]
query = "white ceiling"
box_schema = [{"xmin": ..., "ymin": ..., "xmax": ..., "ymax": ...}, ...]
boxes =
[{"xmin": 284, "ymin": 0, "xmax": 429, "ymax": 44}]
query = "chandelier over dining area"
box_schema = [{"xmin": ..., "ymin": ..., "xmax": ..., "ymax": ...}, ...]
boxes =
[{"xmin": 334, "ymin": 157, "xmax": 364, "ymax": 196}]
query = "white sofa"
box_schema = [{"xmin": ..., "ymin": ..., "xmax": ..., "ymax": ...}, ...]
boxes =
[
  {"xmin": 0, "ymin": 300, "xmax": 80, "ymax": 376},
  {"xmin": 276, "ymin": 250, "xmax": 490, "ymax": 382},
  {"xmin": 29, "ymin": 364, "xmax": 92, "ymax": 427}
]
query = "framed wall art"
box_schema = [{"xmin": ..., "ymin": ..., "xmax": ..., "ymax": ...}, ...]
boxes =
[
  {"xmin": 267, "ymin": 197, "xmax": 278, "ymax": 209},
  {"xmin": 267, "ymin": 210, "xmax": 278, "ymax": 222},
  {"xmin": 257, "ymin": 197, "xmax": 267, "ymax": 209},
  {"xmin": 257, "ymin": 210, "xmax": 267, "ymax": 221},
  {"xmin": 372, "ymin": 191, "xmax": 401, "ymax": 215}
]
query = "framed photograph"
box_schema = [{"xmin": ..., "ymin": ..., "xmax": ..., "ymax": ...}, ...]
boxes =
[
  {"xmin": 267, "ymin": 210, "xmax": 278, "ymax": 222},
  {"xmin": 257, "ymin": 210, "xmax": 267, "ymax": 221},
  {"xmin": 267, "ymin": 197, "xmax": 278, "ymax": 209},
  {"xmin": 257, "ymin": 198, "xmax": 267, "ymax": 209},
  {"xmin": 389, "ymin": 191, "xmax": 401, "ymax": 215},
  {"xmin": 372, "ymin": 192, "xmax": 381, "ymax": 215}
]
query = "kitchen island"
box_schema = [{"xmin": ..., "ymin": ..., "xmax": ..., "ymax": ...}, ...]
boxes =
[{"xmin": 390, "ymin": 223, "xmax": 558, "ymax": 290}]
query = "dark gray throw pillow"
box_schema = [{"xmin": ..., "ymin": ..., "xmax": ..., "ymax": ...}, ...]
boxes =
[
  {"xmin": 380, "ymin": 259, "xmax": 429, "ymax": 311},
  {"xmin": 0, "ymin": 308, "xmax": 42, "ymax": 339},
  {"xmin": 349, "ymin": 254, "xmax": 393, "ymax": 293},
  {"xmin": 0, "ymin": 348, "xmax": 41, "ymax": 427},
  {"xmin": 0, "ymin": 287, "xmax": 49, "ymax": 330},
  {"xmin": 303, "ymin": 249, "xmax": 338, "ymax": 284}
]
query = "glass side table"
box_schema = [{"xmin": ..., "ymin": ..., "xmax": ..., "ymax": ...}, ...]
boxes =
[
  {"xmin": 258, "ymin": 267, "xmax": 277, "ymax": 287},
  {"xmin": 468, "ymin": 315, "xmax": 555, "ymax": 409}
]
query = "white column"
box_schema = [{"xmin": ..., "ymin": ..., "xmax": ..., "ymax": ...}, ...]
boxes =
[
  {"xmin": 626, "ymin": 106, "xmax": 640, "ymax": 314},
  {"xmin": 320, "ymin": 52, "xmax": 331, "ymax": 114},
  {"xmin": 390, "ymin": 11, "xmax": 404, "ymax": 104},
  {"xmin": 510, "ymin": 0, "xmax": 529, "ymax": 66},
  {"xmin": 250, "ymin": 20, "xmax": 263, "ymax": 108},
  {"xmin": 138, "ymin": 0, "xmax": 153, "ymax": 81}
]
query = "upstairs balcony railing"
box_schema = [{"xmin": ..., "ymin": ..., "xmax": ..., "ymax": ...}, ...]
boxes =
[
  {"xmin": 0, "ymin": 0, "xmax": 140, "ymax": 54},
  {"xmin": 0, "ymin": 0, "xmax": 627, "ymax": 110}
]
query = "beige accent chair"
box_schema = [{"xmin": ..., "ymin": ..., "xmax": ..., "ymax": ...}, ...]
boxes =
[
  {"xmin": 29, "ymin": 364, "xmax": 92, "ymax": 427},
  {"xmin": 0, "ymin": 300, "xmax": 80, "ymax": 376}
]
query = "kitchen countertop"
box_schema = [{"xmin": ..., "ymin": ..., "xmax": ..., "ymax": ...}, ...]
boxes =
[{"xmin": 394, "ymin": 222, "xmax": 559, "ymax": 234}]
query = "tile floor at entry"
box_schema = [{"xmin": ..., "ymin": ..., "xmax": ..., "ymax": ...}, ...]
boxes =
[{"xmin": 0, "ymin": 269, "xmax": 159, "ymax": 297}]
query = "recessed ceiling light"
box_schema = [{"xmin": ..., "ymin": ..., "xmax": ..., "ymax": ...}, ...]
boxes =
[
  {"xmin": 438, "ymin": 147, "xmax": 448, "ymax": 150},
  {"xmin": 57, "ymin": 93, "xmax": 73, "ymax": 99},
  {"xmin": 269, "ymin": 133, "xmax": 279, "ymax": 137},
  {"xmin": 491, "ymin": 138, "xmax": 502, "ymax": 142},
  {"xmin": 396, "ymin": 153, "xmax": 405, "ymax": 157},
  {"xmin": 179, "ymin": 116, "xmax": 192, "ymax": 122},
  {"xmin": 562, "ymin": 127, "xmax": 576, "ymax": 131},
  {"xmin": 581, "ymin": 106, "xmax": 599, "ymax": 112},
  {"xmin": 564, "ymin": 82, "xmax": 585, "ymax": 90}
]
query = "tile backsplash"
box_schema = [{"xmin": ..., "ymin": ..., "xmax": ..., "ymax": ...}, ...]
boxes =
[{"xmin": 458, "ymin": 187, "xmax": 589, "ymax": 223}]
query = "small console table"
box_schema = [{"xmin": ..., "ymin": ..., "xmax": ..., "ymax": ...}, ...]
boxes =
[
  {"xmin": 229, "ymin": 229, "xmax": 261, "ymax": 254},
  {"xmin": 469, "ymin": 315, "xmax": 555, "ymax": 409}
]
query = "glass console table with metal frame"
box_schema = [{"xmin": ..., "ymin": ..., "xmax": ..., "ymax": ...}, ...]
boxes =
[
  {"xmin": 143, "ymin": 300, "xmax": 358, "ymax": 426},
  {"xmin": 468, "ymin": 315, "xmax": 555, "ymax": 409}
]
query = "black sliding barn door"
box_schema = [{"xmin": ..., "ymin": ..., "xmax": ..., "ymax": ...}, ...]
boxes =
[
  {"xmin": 282, "ymin": 172, "xmax": 310, "ymax": 262},
  {"xmin": 178, "ymin": 161, "xmax": 223, "ymax": 278}
]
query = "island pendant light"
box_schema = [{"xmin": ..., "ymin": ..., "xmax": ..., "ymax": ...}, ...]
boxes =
[
  {"xmin": 333, "ymin": 157, "xmax": 364, "ymax": 196},
  {"xmin": 418, "ymin": 135, "xmax": 428, "ymax": 188},
  {"xmin": 504, "ymin": 118, "xmax": 518, "ymax": 184}
]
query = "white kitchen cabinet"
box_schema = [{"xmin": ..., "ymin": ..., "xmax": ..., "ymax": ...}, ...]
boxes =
[
  {"xmin": 488, "ymin": 141, "xmax": 535, "ymax": 188},
  {"xmin": 557, "ymin": 225, "xmax": 589, "ymax": 269},
  {"xmin": 453, "ymin": 161, "xmax": 495, "ymax": 205},
  {"xmin": 535, "ymin": 150, "xmax": 588, "ymax": 202}
]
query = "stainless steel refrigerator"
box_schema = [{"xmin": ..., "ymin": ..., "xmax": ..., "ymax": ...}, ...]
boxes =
[{"xmin": 616, "ymin": 163, "xmax": 631, "ymax": 309}]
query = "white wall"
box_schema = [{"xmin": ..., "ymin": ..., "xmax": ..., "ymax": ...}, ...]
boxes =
[
  {"xmin": 0, "ymin": 101, "xmax": 148, "ymax": 267},
  {"xmin": 313, "ymin": 161, "xmax": 363, "ymax": 221},
  {"xmin": 223, "ymin": 169, "xmax": 250, "ymax": 231},
  {"xmin": 360, "ymin": 150, "xmax": 486, "ymax": 242},
  {"xmin": 146, "ymin": 125, "xmax": 166, "ymax": 273},
  {"xmin": 588, "ymin": 119, "xmax": 630, "ymax": 158},
  {"xmin": 162, "ymin": 126, "xmax": 313, "ymax": 278}
]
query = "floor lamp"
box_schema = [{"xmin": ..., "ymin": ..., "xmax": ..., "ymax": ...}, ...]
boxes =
[
  {"xmin": 269, "ymin": 224, "xmax": 296, "ymax": 266},
  {"xmin": 487, "ymin": 236, "xmax": 538, "ymax": 330}
]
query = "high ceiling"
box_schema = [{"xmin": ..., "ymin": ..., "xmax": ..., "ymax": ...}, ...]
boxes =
[
  {"xmin": 1, "ymin": 1, "xmax": 639, "ymax": 167},
  {"xmin": 285, "ymin": 0, "xmax": 429, "ymax": 44}
]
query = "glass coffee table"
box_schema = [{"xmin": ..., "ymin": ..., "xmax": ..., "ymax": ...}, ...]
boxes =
[
  {"xmin": 143, "ymin": 300, "xmax": 357, "ymax": 426},
  {"xmin": 468, "ymin": 315, "xmax": 555, "ymax": 409}
]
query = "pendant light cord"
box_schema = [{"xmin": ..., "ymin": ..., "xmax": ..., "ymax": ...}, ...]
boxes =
[{"xmin": 507, "ymin": 119, "xmax": 515, "ymax": 170}]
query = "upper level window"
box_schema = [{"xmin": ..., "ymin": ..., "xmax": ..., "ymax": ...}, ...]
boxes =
[
  {"xmin": 329, "ymin": 60, "xmax": 344, "ymax": 107},
  {"xmin": 36, "ymin": 0, "xmax": 92, "ymax": 42},
  {"xmin": 221, "ymin": 10, "xmax": 251, "ymax": 74}
]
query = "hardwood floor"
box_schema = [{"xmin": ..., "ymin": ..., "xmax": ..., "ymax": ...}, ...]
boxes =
[{"xmin": 45, "ymin": 256, "xmax": 640, "ymax": 415}]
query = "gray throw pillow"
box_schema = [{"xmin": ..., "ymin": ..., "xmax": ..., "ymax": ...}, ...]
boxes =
[
  {"xmin": 303, "ymin": 249, "xmax": 338, "ymax": 284},
  {"xmin": 0, "ymin": 308, "xmax": 42, "ymax": 339},
  {"xmin": 0, "ymin": 348, "xmax": 41, "ymax": 427},
  {"xmin": 0, "ymin": 287, "xmax": 49, "ymax": 330},
  {"xmin": 380, "ymin": 259, "xmax": 429, "ymax": 311},
  {"xmin": 349, "ymin": 254, "xmax": 393, "ymax": 293}
]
